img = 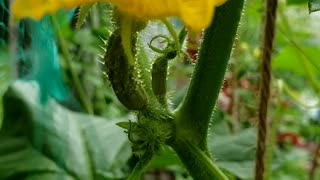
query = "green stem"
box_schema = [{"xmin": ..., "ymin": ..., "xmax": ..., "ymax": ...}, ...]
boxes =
[
  {"xmin": 51, "ymin": 17, "xmax": 93, "ymax": 114},
  {"xmin": 175, "ymin": 0, "xmax": 245, "ymax": 149},
  {"xmin": 162, "ymin": 19, "xmax": 181, "ymax": 56},
  {"xmin": 171, "ymin": 139, "xmax": 229, "ymax": 180},
  {"xmin": 264, "ymin": 80, "xmax": 283, "ymax": 180},
  {"xmin": 127, "ymin": 159, "xmax": 150, "ymax": 180},
  {"xmin": 282, "ymin": 82, "xmax": 319, "ymax": 108}
]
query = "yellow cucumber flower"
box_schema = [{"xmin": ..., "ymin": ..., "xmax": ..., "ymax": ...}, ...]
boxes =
[{"xmin": 11, "ymin": 0, "xmax": 228, "ymax": 31}]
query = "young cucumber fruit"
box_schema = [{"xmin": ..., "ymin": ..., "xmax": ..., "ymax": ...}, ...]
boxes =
[{"xmin": 104, "ymin": 31, "xmax": 147, "ymax": 110}]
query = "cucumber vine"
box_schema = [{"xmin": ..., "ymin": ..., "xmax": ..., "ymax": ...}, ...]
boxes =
[{"xmin": 102, "ymin": 0, "xmax": 245, "ymax": 179}]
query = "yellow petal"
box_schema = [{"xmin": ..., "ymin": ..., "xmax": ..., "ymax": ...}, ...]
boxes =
[
  {"xmin": 11, "ymin": 0, "xmax": 228, "ymax": 31},
  {"xmin": 111, "ymin": 0, "xmax": 179, "ymax": 19},
  {"xmin": 178, "ymin": 0, "xmax": 216, "ymax": 32},
  {"xmin": 11, "ymin": 0, "xmax": 99, "ymax": 20},
  {"xmin": 215, "ymin": 0, "xmax": 229, "ymax": 6}
]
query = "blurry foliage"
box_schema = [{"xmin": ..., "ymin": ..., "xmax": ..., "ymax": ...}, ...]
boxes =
[
  {"xmin": 215, "ymin": 0, "xmax": 320, "ymax": 179},
  {"xmin": 0, "ymin": 81, "xmax": 131, "ymax": 180},
  {"xmin": 0, "ymin": 0, "xmax": 320, "ymax": 180}
]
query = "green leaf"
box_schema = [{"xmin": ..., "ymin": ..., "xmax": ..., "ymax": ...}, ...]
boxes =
[
  {"xmin": 0, "ymin": 48, "xmax": 11, "ymax": 129},
  {"xmin": 287, "ymin": 0, "xmax": 308, "ymax": 5},
  {"xmin": 116, "ymin": 121, "xmax": 130, "ymax": 130},
  {"xmin": 147, "ymin": 145, "xmax": 183, "ymax": 170},
  {"xmin": 272, "ymin": 148, "xmax": 309, "ymax": 180},
  {"xmin": 0, "ymin": 81, "xmax": 131, "ymax": 180},
  {"xmin": 208, "ymin": 126, "xmax": 257, "ymax": 179},
  {"xmin": 300, "ymin": 124, "xmax": 320, "ymax": 142},
  {"xmin": 309, "ymin": 0, "xmax": 320, "ymax": 13},
  {"xmin": 272, "ymin": 46, "xmax": 320, "ymax": 80}
]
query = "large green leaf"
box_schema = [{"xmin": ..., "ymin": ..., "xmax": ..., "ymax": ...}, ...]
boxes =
[
  {"xmin": 272, "ymin": 46, "xmax": 320, "ymax": 80},
  {"xmin": 208, "ymin": 122, "xmax": 257, "ymax": 179},
  {"xmin": 272, "ymin": 148, "xmax": 309, "ymax": 180},
  {"xmin": 0, "ymin": 81, "xmax": 131, "ymax": 180},
  {"xmin": 309, "ymin": 0, "xmax": 320, "ymax": 13}
]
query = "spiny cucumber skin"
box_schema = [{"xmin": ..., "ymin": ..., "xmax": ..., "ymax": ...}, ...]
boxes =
[
  {"xmin": 104, "ymin": 31, "xmax": 147, "ymax": 110},
  {"xmin": 75, "ymin": 4, "xmax": 94, "ymax": 29},
  {"xmin": 151, "ymin": 56, "xmax": 168, "ymax": 105}
]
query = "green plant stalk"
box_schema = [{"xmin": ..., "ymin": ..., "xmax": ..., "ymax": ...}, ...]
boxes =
[
  {"xmin": 51, "ymin": 17, "xmax": 93, "ymax": 114},
  {"xmin": 127, "ymin": 159, "xmax": 150, "ymax": 180},
  {"xmin": 171, "ymin": 139, "xmax": 228, "ymax": 180},
  {"xmin": 299, "ymin": 53, "xmax": 320, "ymax": 94},
  {"xmin": 283, "ymin": 82, "xmax": 319, "ymax": 108},
  {"xmin": 162, "ymin": 19, "xmax": 181, "ymax": 56},
  {"xmin": 175, "ymin": 0, "xmax": 245, "ymax": 150},
  {"xmin": 264, "ymin": 81, "xmax": 283, "ymax": 180}
]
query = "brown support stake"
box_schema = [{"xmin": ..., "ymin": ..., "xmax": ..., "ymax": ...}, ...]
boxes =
[
  {"xmin": 309, "ymin": 143, "xmax": 320, "ymax": 180},
  {"xmin": 255, "ymin": 0, "xmax": 278, "ymax": 179}
]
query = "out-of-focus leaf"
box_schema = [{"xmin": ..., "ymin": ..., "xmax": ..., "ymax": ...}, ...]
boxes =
[
  {"xmin": 272, "ymin": 148, "xmax": 309, "ymax": 180},
  {"xmin": 147, "ymin": 146, "xmax": 183, "ymax": 170},
  {"xmin": 300, "ymin": 124, "xmax": 320, "ymax": 142},
  {"xmin": 287, "ymin": 0, "xmax": 308, "ymax": 5},
  {"xmin": 0, "ymin": 48, "xmax": 11, "ymax": 129},
  {"xmin": 309, "ymin": 0, "xmax": 320, "ymax": 13},
  {"xmin": 146, "ymin": 145, "xmax": 191, "ymax": 179},
  {"xmin": 0, "ymin": 81, "xmax": 131, "ymax": 180},
  {"xmin": 208, "ymin": 126, "xmax": 257, "ymax": 179},
  {"xmin": 282, "ymin": 81, "xmax": 319, "ymax": 108},
  {"xmin": 272, "ymin": 46, "xmax": 320, "ymax": 79},
  {"xmin": 72, "ymin": 29, "xmax": 101, "ymax": 54}
]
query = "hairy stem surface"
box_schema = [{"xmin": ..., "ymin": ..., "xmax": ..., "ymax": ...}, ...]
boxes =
[{"xmin": 175, "ymin": 0, "xmax": 245, "ymax": 150}]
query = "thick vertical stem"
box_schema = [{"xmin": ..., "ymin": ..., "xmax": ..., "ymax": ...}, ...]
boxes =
[
  {"xmin": 127, "ymin": 159, "xmax": 150, "ymax": 180},
  {"xmin": 175, "ymin": 0, "xmax": 245, "ymax": 149}
]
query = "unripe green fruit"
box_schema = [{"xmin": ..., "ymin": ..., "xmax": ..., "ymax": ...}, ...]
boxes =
[
  {"xmin": 104, "ymin": 31, "xmax": 147, "ymax": 110},
  {"xmin": 152, "ymin": 56, "xmax": 168, "ymax": 98}
]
